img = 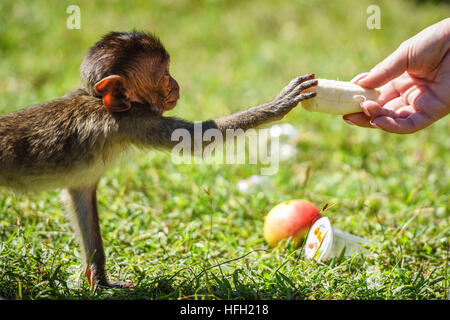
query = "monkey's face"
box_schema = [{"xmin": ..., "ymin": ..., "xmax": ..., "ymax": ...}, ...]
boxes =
[
  {"xmin": 160, "ymin": 66, "xmax": 180, "ymax": 112},
  {"xmin": 135, "ymin": 59, "xmax": 180, "ymax": 115}
]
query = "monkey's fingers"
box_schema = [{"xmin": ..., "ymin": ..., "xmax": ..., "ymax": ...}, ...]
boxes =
[
  {"xmin": 275, "ymin": 80, "xmax": 318, "ymax": 113},
  {"xmin": 292, "ymin": 79, "xmax": 318, "ymax": 95},
  {"xmin": 294, "ymin": 91, "xmax": 317, "ymax": 104},
  {"xmin": 277, "ymin": 74, "xmax": 316, "ymax": 99},
  {"xmin": 284, "ymin": 79, "xmax": 318, "ymax": 105},
  {"xmin": 272, "ymin": 91, "xmax": 316, "ymax": 121},
  {"xmin": 298, "ymin": 73, "xmax": 316, "ymax": 82}
]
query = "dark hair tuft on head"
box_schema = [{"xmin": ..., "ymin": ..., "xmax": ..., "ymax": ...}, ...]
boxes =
[{"xmin": 80, "ymin": 30, "xmax": 168, "ymax": 95}]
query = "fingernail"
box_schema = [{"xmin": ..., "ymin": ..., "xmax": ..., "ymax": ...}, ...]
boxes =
[
  {"xmin": 351, "ymin": 72, "xmax": 369, "ymax": 83},
  {"xmin": 361, "ymin": 106, "xmax": 371, "ymax": 117},
  {"xmin": 369, "ymin": 120, "xmax": 381, "ymax": 129},
  {"xmin": 344, "ymin": 119, "xmax": 355, "ymax": 126}
]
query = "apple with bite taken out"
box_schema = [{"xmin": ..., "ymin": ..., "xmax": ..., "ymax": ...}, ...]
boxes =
[{"xmin": 264, "ymin": 199, "xmax": 322, "ymax": 247}]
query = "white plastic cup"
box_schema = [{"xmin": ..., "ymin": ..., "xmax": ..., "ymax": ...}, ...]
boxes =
[{"xmin": 304, "ymin": 217, "xmax": 373, "ymax": 261}]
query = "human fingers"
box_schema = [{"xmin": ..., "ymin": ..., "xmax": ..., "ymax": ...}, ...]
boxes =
[
  {"xmin": 342, "ymin": 112, "xmax": 374, "ymax": 128},
  {"xmin": 350, "ymin": 72, "xmax": 369, "ymax": 83},
  {"xmin": 370, "ymin": 111, "xmax": 434, "ymax": 134},
  {"xmin": 355, "ymin": 43, "xmax": 409, "ymax": 89}
]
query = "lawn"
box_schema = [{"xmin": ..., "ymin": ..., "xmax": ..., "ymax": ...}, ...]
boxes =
[{"xmin": 0, "ymin": 0, "xmax": 448, "ymax": 300}]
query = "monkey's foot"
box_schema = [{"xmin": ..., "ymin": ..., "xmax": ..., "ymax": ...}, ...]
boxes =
[
  {"xmin": 102, "ymin": 280, "xmax": 136, "ymax": 289},
  {"xmin": 86, "ymin": 267, "xmax": 135, "ymax": 289}
]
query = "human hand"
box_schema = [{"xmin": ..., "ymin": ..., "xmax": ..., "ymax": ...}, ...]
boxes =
[{"xmin": 343, "ymin": 18, "xmax": 450, "ymax": 134}]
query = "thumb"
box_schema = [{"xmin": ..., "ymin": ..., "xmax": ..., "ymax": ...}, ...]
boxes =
[{"xmin": 356, "ymin": 42, "xmax": 409, "ymax": 89}]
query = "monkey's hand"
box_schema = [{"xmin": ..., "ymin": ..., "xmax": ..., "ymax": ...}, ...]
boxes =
[{"xmin": 267, "ymin": 73, "xmax": 317, "ymax": 120}]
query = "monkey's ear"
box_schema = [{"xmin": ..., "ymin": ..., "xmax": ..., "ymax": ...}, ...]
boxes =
[{"xmin": 94, "ymin": 75, "xmax": 131, "ymax": 112}]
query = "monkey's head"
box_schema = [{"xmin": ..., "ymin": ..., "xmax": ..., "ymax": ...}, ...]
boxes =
[{"xmin": 81, "ymin": 31, "xmax": 180, "ymax": 114}]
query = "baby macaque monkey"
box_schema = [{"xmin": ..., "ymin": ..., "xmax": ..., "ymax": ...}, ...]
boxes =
[{"xmin": 0, "ymin": 31, "xmax": 317, "ymax": 288}]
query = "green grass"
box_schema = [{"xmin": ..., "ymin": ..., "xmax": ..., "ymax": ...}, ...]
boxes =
[{"xmin": 0, "ymin": 0, "xmax": 449, "ymax": 300}]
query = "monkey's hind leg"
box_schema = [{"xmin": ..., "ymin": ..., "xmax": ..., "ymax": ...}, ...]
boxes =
[{"xmin": 62, "ymin": 185, "xmax": 135, "ymax": 289}]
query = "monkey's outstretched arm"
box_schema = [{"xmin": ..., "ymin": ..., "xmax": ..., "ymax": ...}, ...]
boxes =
[{"xmin": 141, "ymin": 74, "xmax": 317, "ymax": 149}]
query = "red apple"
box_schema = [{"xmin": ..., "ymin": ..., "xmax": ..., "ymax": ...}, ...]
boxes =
[{"xmin": 264, "ymin": 199, "xmax": 322, "ymax": 247}]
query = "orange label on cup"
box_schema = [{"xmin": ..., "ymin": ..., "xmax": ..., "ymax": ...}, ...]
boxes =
[{"xmin": 314, "ymin": 226, "xmax": 324, "ymax": 243}]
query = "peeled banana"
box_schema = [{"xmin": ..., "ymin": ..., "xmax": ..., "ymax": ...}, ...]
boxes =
[{"xmin": 301, "ymin": 79, "xmax": 380, "ymax": 115}]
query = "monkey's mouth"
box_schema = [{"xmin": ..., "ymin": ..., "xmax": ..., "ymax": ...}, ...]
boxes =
[
  {"xmin": 164, "ymin": 99, "xmax": 178, "ymax": 110},
  {"xmin": 163, "ymin": 93, "xmax": 179, "ymax": 112},
  {"xmin": 148, "ymin": 99, "xmax": 178, "ymax": 115}
]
